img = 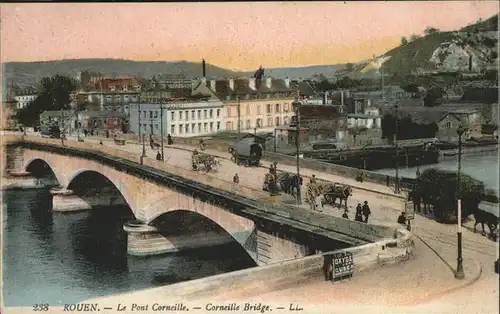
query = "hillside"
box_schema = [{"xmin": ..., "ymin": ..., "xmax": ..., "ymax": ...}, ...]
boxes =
[
  {"xmin": 2, "ymin": 57, "xmax": 350, "ymax": 88},
  {"xmin": 356, "ymin": 14, "xmax": 499, "ymax": 77},
  {"xmin": 2, "ymin": 59, "xmax": 246, "ymax": 88}
]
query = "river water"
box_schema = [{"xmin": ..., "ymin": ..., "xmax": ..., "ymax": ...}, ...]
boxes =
[
  {"xmin": 2, "ymin": 189, "xmax": 257, "ymax": 307},
  {"xmin": 374, "ymin": 151, "xmax": 499, "ymax": 192}
]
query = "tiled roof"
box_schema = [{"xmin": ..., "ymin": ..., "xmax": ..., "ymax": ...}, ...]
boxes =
[{"xmin": 233, "ymin": 79, "xmax": 254, "ymax": 94}]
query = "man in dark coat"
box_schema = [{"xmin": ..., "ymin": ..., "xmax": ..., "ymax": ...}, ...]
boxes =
[
  {"xmin": 355, "ymin": 204, "xmax": 363, "ymax": 222},
  {"xmin": 397, "ymin": 212, "xmax": 407, "ymax": 225},
  {"xmin": 362, "ymin": 201, "xmax": 371, "ymax": 223}
]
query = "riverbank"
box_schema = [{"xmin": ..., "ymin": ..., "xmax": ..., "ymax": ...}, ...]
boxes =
[{"xmin": 441, "ymin": 144, "xmax": 498, "ymax": 156}]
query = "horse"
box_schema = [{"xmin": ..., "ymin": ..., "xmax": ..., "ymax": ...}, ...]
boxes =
[
  {"xmin": 263, "ymin": 173, "xmax": 280, "ymax": 195},
  {"xmin": 277, "ymin": 173, "xmax": 302, "ymax": 198},
  {"xmin": 324, "ymin": 185, "xmax": 352, "ymax": 209},
  {"xmin": 473, "ymin": 208, "xmax": 499, "ymax": 240}
]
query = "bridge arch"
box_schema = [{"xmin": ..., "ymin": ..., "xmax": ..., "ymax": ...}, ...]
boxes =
[
  {"xmin": 25, "ymin": 158, "xmax": 62, "ymax": 186},
  {"xmin": 143, "ymin": 196, "xmax": 255, "ymax": 247},
  {"xmin": 66, "ymin": 170, "xmax": 137, "ymax": 216}
]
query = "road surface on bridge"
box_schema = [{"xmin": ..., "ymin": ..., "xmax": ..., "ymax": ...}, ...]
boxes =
[{"xmin": 78, "ymin": 136, "xmax": 406, "ymax": 223}]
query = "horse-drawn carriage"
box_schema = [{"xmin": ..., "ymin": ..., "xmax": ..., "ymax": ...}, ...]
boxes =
[
  {"xmin": 191, "ymin": 151, "xmax": 220, "ymax": 173},
  {"xmin": 229, "ymin": 139, "xmax": 263, "ymax": 167},
  {"xmin": 305, "ymin": 181, "xmax": 352, "ymax": 210},
  {"xmin": 113, "ymin": 134, "xmax": 126, "ymax": 145},
  {"xmin": 262, "ymin": 171, "xmax": 303, "ymax": 198}
]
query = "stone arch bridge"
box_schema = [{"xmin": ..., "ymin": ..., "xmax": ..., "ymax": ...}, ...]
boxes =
[{"xmin": 3, "ymin": 139, "xmax": 388, "ymax": 266}]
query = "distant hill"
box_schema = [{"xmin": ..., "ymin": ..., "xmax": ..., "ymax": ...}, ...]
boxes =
[
  {"xmin": 2, "ymin": 59, "xmax": 247, "ymax": 88},
  {"xmin": 2, "ymin": 58, "xmax": 351, "ymax": 88},
  {"xmin": 355, "ymin": 14, "xmax": 499, "ymax": 77}
]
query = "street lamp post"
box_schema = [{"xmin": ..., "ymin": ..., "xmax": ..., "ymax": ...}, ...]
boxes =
[
  {"xmin": 60, "ymin": 108, "xmax": 65, "ymax": 146},
  {"xmin": 160, "ymin": 103, "xmax": 164, "ymax": 161},
  {"xmin": 138, "ymin": 102, "xmax": 142, "ymax": 145},
  {"xmin": 394, "ymin": 105, "xmax": 400, "ymax": 194},
  {"xmin": 455, "ymin": 125, "xmax": 466, "ymax": 280},
  {"xmin": 293, "ymin": 93, "xmax": 302, "ymax": 206},
  {"xmin": 237, "ymin": 96, "xmax": 241, "ymax": 139}
]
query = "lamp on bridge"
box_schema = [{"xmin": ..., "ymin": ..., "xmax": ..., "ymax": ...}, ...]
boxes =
[
  {"xmin": 141, "ymin": 133, "xmax": 147, "ymax": 164},
  {"xmin": 455, "ymin": 124, "xmax": 466, "ymax": 280},
  {"xmin": 292, "ymin": 89, "xmax": 302, "ymax": 206}
]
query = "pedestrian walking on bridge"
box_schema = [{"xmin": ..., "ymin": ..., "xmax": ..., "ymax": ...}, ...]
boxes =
[
  {"xmin": 355, "ymin": 204, "xmax": 363, "ymax": 222},
  {"xmin": 233, "ymin": 173, "xmax": 239, "ymax": 184},
  {"xmin": 362, "ymin": 201, "xmax": 371, "ymax": 223}
]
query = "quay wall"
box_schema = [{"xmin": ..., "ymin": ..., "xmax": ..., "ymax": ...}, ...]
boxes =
[{"xmin": 88, "ymin": 227, "xmax": 414, "ymax": 302}]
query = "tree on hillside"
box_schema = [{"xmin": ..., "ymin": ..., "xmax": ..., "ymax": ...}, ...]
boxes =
[
  {"xmin": 16, "ymin": 75, "xmax": 77, "ymax": 127},
  {"xmin": 410, "ymin": 34, "xmax": 421, "ymax": 42},
  {"xmin": 413, "ymin": 168, "xmax": 486, "ymax": 223},
  {"xmin": 424, "ymin": 27, "xmax": 440, "ymax": 36},
  {"xmin": 423, "ymin": 85, "xmax": 446, "ymax": 107}
]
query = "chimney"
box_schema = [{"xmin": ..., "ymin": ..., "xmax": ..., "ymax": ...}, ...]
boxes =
[
  {"xmin": 229, "ymin": 78, "xmax": 234, "ymax": 90},
  {"xmin": 202, "ymin": 59, "xmax": 206, "ymax": 77},
  {"xmin": 284, "ymin": 78, "xmax": 290, "ymax": 88},
  {"xmin": 248, "ymin": 78, "xmax": 256, "ymax": 90},
  {"xmin": 469, "ymin": 55, "xmax": 473, "ymax": 72},
  {"xmin": 265, "ymin": 77, "xmax": 272, "ymax": 89},
  {"xmin": 341, "ymin": 90, "xmax": 344, "ymax": 107},
  {"xmin": 210, "ymin": 79, "xmax": 216, "ymax": 92},
  {"xmin": 323, "ymin": 92, "xmax": 328, "ymax": 105}
]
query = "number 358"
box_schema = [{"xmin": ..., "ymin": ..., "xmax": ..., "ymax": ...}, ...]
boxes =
[{"xmin": 33, "ymin": 304, "xmax": 49, "ymax": 311}]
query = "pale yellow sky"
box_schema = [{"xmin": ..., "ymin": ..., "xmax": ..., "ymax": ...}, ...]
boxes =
[{"xmin": 1, "ymin": 2, "xmax": 498, "ymax": 70}]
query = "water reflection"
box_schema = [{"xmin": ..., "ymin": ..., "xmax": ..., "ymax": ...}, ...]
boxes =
[{"xmin": 2, "ymin": 189, "xmax": 257, "ymax": 306}]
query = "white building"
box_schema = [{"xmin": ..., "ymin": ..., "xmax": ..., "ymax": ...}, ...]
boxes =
[
  {"xmin": 129, "ymin": 99, "xmax": 225, "ymax": 137},
  {"xmin": 347, "ymin": 106, "xmax": 382, "ymax": 129},
  {"xmin": 14, "ymin": 94, "xmax": 37, "ymax": 109}
]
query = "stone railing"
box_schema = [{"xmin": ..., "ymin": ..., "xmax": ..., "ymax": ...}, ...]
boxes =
[
  {"xmin": 89, "ymin": 227, "xmax": 414, "ymax": 302},
  {"xmin": 3, "ymin": 134, "xmax": 394, "ymax": 244}
]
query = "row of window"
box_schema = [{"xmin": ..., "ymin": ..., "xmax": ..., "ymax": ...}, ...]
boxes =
[
  {"xmin": 225, "ymin": 116, "xmax": 289, "ymax": 131},
  {"xmin": 140, "ymin": 122, "xmax": 221, "ymax": 135},
  {"xmin": 139, "ymin": 109, "xmax": 222, "ymax": 121},
  {"xmin": 226, "ymin": 103, "xmax": 291, "ymax": 117}
]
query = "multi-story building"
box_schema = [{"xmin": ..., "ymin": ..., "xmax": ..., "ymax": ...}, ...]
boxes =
[
  {"xmin": 76, "ymin": 76, "xmax": 141, "ymax": 115},
  {"xmin": 39, "ymin": 110, "xmax": 77, "ymax": 135},
  {"xmin": 14, "ymin": 94, "xmax": 37, "ymax": 109},
  {"xmin": 195, "ymin": 77, "xmax": 301, "ymax": 133},
  {"xmin": 129, "ymin": 94, "xmax": 225, "ymax": 138}
]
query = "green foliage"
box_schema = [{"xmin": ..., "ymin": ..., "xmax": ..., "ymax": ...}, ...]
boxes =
[
  {"xmin": 415, "ymin": 168, "xmax": 486, "ymax": 223},
  {"xmin": 16, "ymin": 75, "xmax": 76, "ymax": 126}
]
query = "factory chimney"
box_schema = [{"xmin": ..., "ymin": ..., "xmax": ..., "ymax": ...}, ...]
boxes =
[
  {"xmin": 468, "ymin": 55, "xmax": 473, "ymax": 72},
  {"xmin": 202, "ymin": 59, "xmax": 207, "ymax": 77}
]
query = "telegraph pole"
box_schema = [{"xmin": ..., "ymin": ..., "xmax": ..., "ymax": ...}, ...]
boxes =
[
  {"xmin": 237, "ymin": 96, "xmax": 241, "ymax": 138},
  {"xmin": 60, "ymin": 108, "xmax": 65, "ymax": 146},
  {"xmin": 160, "ymin": 102, "xmax": 165, "ymax": 161},
  {"xmin": 138, "ymin": 101, "xmax": 142, "ymax": 145},
  {"xmin": 394, "ymin": 104, "xmax": 400, "ymax": 194},
  {"xmin": 293, "ymin": 87, "xmax": 302, "ymax": 206}
]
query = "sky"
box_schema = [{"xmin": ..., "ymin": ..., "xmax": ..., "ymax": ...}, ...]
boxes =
[{"xmin": 0, "ymin": 2, "xmax": 498, "ymax": 70}]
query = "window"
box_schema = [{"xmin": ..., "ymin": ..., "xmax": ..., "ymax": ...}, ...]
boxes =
[
  {"xmin": 256, "ymin": 119, "xmax": 262, "ymax": 128},
  {"xmin": 191, "ymin": 123, "xmax": 196, "ymax": 133},
  {"xmin": 204, "ymin": 110, "xmax": 207, "ymax": 119},
  {"xmin": 246, "ymin": 120, "xmax": 251, "ymax": 129},
  {"xmin": 204, "ymin": 122, "xmax": 208, "ymax": 132},
  {"xmin": 266, "ymin": 104, "xmax": 272, "ymax": 114},
  {"xmin": 284, "ymin": 103, "xmax": 289, "ymax": 111},
  {"xmin": 275, "ymin": 117, "xmax": 280, "ymax": 126},
  {"xmin": 216, "ymin": 109, "xmax": 220, "ymax": 117},
  {"xmin": 267, "ymin": 117, "xmax": 272, "ymax": 126},
  {"xmin": 209, "ymin": 109, "xmax": 213, "ymax": 118},
  {"xmin": 226, "ymin": 121, "xmax": 232, "ymax": 130},
  {"xmin": 143, "ymin": 111, "xmax": 147, "ymax": 118},
  {"xmin": 446, "ymin": 122, "xmax": 452, "ymax": 129},
  {"xmin": 275, "ymin": 104, "xmax": 280, "ymax": 113},
  {"xmin": 257, "ymin": 105, "xmax": 261, "ymax": 115},
  {"xmin": 154, "ymin": 111, "xmax": 158, "ymax": 118},
  {"xmin": 227, "ymin": 107, "xmax": 232, "ymax": 117},
  {"xmin": 179, "ymin": 111, "xmax": 183, "ymax": 120},
  {"xmin": 198, "ymin": 123, "xmax": 202, "ymax": 132},
  {"xmin": 185, "ymin": 124, "xmax": 189, "ymax": 133},
  {"xmin": 155, "ymin": 124, "xmax": 159, "ymax": 129},
  {"xmin": 217, "ymin": 122, "xmax": 221, "ymax": 130},
  {"xmin": 197, "ymin": 110, "xmax": 201, "ymax": 119},
  {"xmin": 284, "ymin": 117, "xmax": 288, "ymax": 125},
  {"xmin": 210, "ymin": 122, "xmax": 213, "ymax": 131},
  {"xmin": 179, "ymin": 124, "xmax": 183, "ymax": 134},
  {"xmin": 191, "ymin": 110, "xmax": 195, "ymax": 119},
  {"xmin": 170, "ymin": 125, "xmax": 175, "ymax": 135},
  {"xmin": 185, "ymin": 110, "xmax": 189, "ymax": 121}
]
